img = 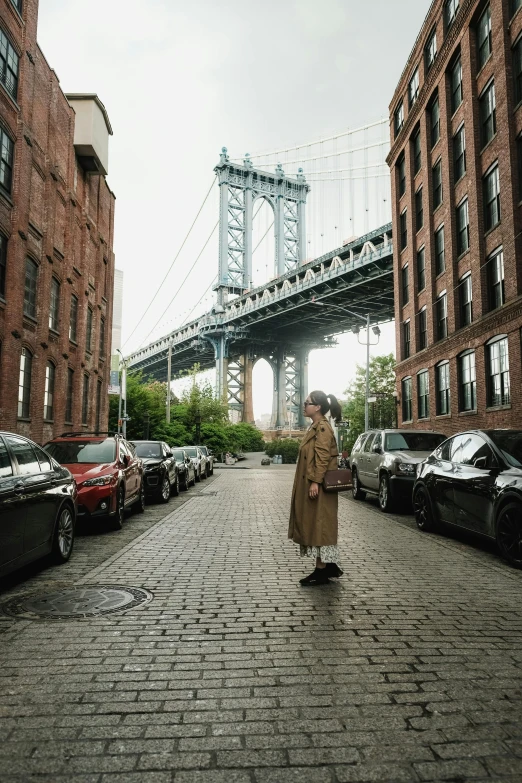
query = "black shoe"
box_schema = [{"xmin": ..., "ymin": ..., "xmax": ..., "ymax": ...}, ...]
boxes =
[
  {"xmin": 325, "ymin": 563, "xmax": 343, "ymax": 578},
  {"xmin": 299, "ymin": 568, "xmax": 330, "ymax": 586}
]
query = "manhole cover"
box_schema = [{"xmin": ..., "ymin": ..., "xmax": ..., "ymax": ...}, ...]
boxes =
[{"xmin": 2, "ymin": 585, "xmax": 153, "ymax": 620}]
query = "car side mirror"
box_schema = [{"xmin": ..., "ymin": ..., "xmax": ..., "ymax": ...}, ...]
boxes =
[
  {"xmin": 473, "ymin": 456, "xmax": 488, "ymax": 469},
  {"xmin": 122, "ymin": 454, "xmax": 130, "ymax": 467},
  {"xmin": 372, "ymin": 445, "xmax": 381, "ymax": 454},
  {"xmin": 166, "ymin": 450, "xmax": 173, "ymax": 458}
]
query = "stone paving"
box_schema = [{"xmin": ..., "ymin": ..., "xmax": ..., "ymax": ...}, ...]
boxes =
[{"xmin": 0, "ymin": 462, "xmax": 522, "ymax": 782}]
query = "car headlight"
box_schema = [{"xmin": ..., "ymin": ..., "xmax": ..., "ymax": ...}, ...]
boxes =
[
  {"xmin": 397, "ymin": 462, "xmax": 416, "ymax": 475},
  {"xmin": 145, "ymin": 463, "xmax": 161, "ymax": 472},
  {"xmin": 82, "ymin": 475, "xmax": 113, "ymax": 487}
]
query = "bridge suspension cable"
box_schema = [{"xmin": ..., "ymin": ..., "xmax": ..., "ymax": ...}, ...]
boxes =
[{"xmin": 122, "ymin": 178, "xmax": 216, "ymax": 351}]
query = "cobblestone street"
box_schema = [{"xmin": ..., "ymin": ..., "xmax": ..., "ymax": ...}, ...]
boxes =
[{"xmin": 1, "ymin": 460, "xmax": 522, "ymax": 783}]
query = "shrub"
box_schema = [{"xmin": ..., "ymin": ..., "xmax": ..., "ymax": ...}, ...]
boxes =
[{"xmin": 265, "ymin": 438, "xmax": 300, "ymax": 463}]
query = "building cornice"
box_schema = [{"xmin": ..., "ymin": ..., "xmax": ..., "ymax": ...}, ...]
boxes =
[{"xmin": 387, "ymin": 0, "xmax": 476, "ymax": 166}]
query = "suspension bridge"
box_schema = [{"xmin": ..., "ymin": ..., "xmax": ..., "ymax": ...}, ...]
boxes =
[{"xmin": 125, "ymin": 120, "xmax": 394, "ymax": 428}]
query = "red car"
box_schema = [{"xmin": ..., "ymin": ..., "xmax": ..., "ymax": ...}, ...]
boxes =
[{"xmin": 44, "ymin": 433, "xmax": 145, "ymax": 530}]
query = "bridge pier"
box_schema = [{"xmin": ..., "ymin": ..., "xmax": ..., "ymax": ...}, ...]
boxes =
[{"xmin": 268, "ymin": 347, "xmax": 310, "ymax": 430}]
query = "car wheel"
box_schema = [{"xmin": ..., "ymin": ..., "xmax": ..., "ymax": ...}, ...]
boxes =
[
  {"xmin": 496, "ymin": 502, "xmax": 522, "ymax": 569},
  {"xmin": 111, "ymin": 487, "xmax": 125, "ymax": 530},
  {"xmin": 201, "ymin": 467, "xmax": 207, "ymax": 479},
  {"xmin": 180, "ymin": 472, "xmax": 188, "ymax": 491},
  {"xmin": 160, "ymin": 475, "xmax": 171, "ymax": 504},
  {"xmin": 52, "ymin": 505, "xmax": 75, "ymax": 564},
  {"xmin": 413, "ymin": 485, "xmax": 437, "ymax": 532},
  {"xmin": 190, "ymin": 472, "xmax": 196, "ymax": 487},
  {"xmin": 134, "ymin": 482, "xmax": 146, "ymax": 514},
  {"xmin": 352, "ymin": 469, "xmax": 366, "ymax": 500},
  {"xmin": 378, "ymin": 473, "xmax": 394, "ymax": 513},
  {"xmin": 195, "ymin": 468, "xmax": 201, "ymax": 483},
  {"xmin": 172, "ymin": 472, "xmax": 180, "ymax": 497}
]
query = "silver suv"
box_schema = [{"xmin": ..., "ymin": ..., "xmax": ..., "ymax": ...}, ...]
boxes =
[
  {"xmin": 350, "ymin": 429, "xmax": 446, "ymax": 512},
  {"xmin": 181, "ymin": 446, "xmax": 208, "ymax": 483}
]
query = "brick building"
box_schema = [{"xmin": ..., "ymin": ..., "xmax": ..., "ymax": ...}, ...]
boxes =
[
  {"xmin": 0, "ymin": 0, "xmax": 116, "ymax": 444},
  {"xmin": 388, "ymin": 0, "xmax": 522, "ymax": 435}
]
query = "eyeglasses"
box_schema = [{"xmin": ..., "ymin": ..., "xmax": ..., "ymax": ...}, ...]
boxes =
[{"xmin": 304, "ymin": 401, "xmax": 316, "ymax": 406}]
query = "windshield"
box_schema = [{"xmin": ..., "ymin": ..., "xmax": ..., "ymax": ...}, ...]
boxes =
[
  {"xmin": 184, "ymin": 448, "xmax": 198, "ymax": 457},
  {"xmin": 133, "ymin": 442, "xmax": 161, "ymax": 458},
  {"xmin": 172, "ymin": 450, "xmax": 186, "ymax": 461},
  {"xmin": 385, "ymin": 432, "xmax": 445, "ymax": 452},
  {"xmin": 486, "ymin": 430, "xmax": 522, "ymax": 468},
  {"xmin": 198, "ymin": 446, "xmax": 208, "ymax": 456},
  {"xmin": 45, "ymin": 439, "xmax": 116, "ymax": 464}
]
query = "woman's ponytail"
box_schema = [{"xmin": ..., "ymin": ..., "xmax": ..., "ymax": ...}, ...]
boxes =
[{"xmin": 327, "ymin": 394, "xmax": 342, "ymax": 423}]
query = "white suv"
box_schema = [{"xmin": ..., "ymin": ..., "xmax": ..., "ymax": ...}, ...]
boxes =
[{"xmin": 181, "ymin": 446, "xmax": 208, "ymax": 483}]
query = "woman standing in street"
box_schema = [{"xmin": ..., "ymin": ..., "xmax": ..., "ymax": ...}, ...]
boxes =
[{"xmin": 288, "ymin": 390, "xmax": 343, "ymax": 586}]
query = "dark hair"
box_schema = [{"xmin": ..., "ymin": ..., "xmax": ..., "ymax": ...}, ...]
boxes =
[{"xmin": 309, "ymin": 390, "xmax": 342, "ymax": 423}]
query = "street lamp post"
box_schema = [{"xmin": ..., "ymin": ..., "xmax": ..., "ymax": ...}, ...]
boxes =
[
  {"xmin": 195, "ymin": 411, "xmax": 202, "ymax": 445},
  {"xmin": 311, "ymin": 299, "xmax": 380, "ymax": 432},
  {"xmin": 116, "ymin": 349, "xmax": 128, "ymax": 438},
  {"xmin": 166, "ymin": 340, "xmax": 173, "ymax": 424}
]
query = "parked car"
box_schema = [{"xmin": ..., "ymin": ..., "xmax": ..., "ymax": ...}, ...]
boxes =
[
  {"xmin": 413, "ymin": 429, "xmax": 522, "ymax": 568},
  {"xmin": 0, "ymin": 432, "xmax": 77, "ymax": 577},
  {"xmin": 171, "ymin": 448, "xmax": 196, "ymax": 490},
  {"xmin": 44, "ymin": 433, "xmax": 144, "ymax": 530},
  {"xmin": 181, "ymin": 446, "xmax": 208, "ymax": 482},
  {"xmin": 350, "ymin": 429, "xmax": 446, "ymax": 512},
  {"xmin": 196, "ymin": 445, "xmax": 214, "ymax": 476},
  {"xmin": 131, "ymin": 441, "xmax": 180, "ymax": 503}
]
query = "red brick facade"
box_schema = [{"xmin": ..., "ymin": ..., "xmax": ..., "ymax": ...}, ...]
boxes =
[
  {"xmin": 0, "ymin": 0, "xmax": 116, "ymax": 444},
  {"xmin": 388, "ymin": 0, "xmax": 522, "ymax": 436}
]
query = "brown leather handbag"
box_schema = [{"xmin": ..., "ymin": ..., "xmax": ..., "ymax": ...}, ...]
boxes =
[{"xmin": 322, "ymin": 468, "xmax": 353, "ymax": 492}]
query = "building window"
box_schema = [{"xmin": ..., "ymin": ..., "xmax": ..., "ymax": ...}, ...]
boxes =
[
  {"xmin": 514, "ymin": 36, "xmax": 522, "ymax": 106},
  {"xmin": 477, "ymin": 5, "xmax": 492, "ymax": 69},
  {"xmin": 0, "ymin": 233, "xmax": 6, "ymax": 299},
  {"xmin": 430, "ymin": 96, "xmax": 440, "ymax": 147},
  {"xmin": 459, "ymin": 351, "xmax": 476, "ymax": 411},
  {"xmin": 487, "ymin": 336, "xmax": 510, "ymax": 407},
  {"xmin": 400, "ymin": 209, "xmax": 407, "ymax": 251},
  {"xmin": 425, "ymin": 29, "xmax": 437, "ymax": 71},
  {"xmin": 10, "ymin": 0, "xmax": 23, "ymax": 12},
  {"xmin": 518, "ymin": 135, "xmax": 522, "ymax": 203},
  {"xmin": 512, "ymin": 0, "xmax": 522, "ymax": 18},
  {"xmin": 479, "ymin": 81, "xmax": 496, "ymax": 148},
  {"xmin": 435, "ymin": 225, "xmax": 445, "ymax": 275},
  {"xmin": 86, "ymin": 307, "xmax": 93, "ymax": 353},
  {"xmin": 82, "ymin": 374, "xmax": 90, "ymax": 425},
  {"xmin": 23, "ymin": 258, "xmax": 38, "ymax": 319},
  {"xmin": 456, "ymin": 198, "xmax": 469, "ymax": 255},
  {"xmin": 394, "ymin": 101, "xmax": 404, "ymax": 138},
  {"xmin": 459, "ymin": 272, "xmax": 473, "ymax": 327},
  {"xmin": 49, "ymin": 277, "xmax": 60, "ymax": 331},
  {"xmin": 487, "ymin": 247, "xmax": 505, "ymax": 310},
  {"xmin": 96, "ymin": 380, "xmax": 103, "ymax": 433},
  {"xmin": 450, "ymin": 57, "xmax": 463, "ymax": 114},
  {"xmin": 444, "ymin": 0, "xmax": 460, "ymax": 31},
  {"xmin": 18, "ymin": 347, "xmax": 32, "ymax": 418},
  {"xmin": 418, "ymin": 307, "xmax": 427, "ymax": 350},
  {"xmin": 65, "ymin": 368, "xmax": 74, "ymax": 423},
  {"xmin": 99, "ymin": 317, "xmax": 105, "ymax": 358},
  {"xmin": 418, "ymin": 370, "xmax": 430, "ymax": 419},
  {"xmin": 43, "ymin": 361, "xmax": 55, "ymax": 421},
  {"xmin": 412, "ymin": 128, "xmax": 421, "ymax": 175},
  {"xmin": 436, "ymin": 291, "xmax": 448, "ymax": 340},
  {"xmin": 415, "ymin": 187, "xmax": 423, "ymax": 231},
  {"xmin": 403, "ymin": 320, "xmax": 411, "ymax": 360},
  {"xmin": 69, "ymin": 295, "xmax": 78, "ymax": 342},
  {"xmin": 432, "ymin": 159, "xmax": 442, "ymax": 209},
  {"xmin": 417, "ymin": 247, "xmax": 425, "ymax": 291},
  {"xmin": 436, "ymin": 362, "xmax": 451, "ymax": 415},
  {"xmin": 397, "ymin": 154, "xmax": 406, "ymax": 197},
  {"xmin": 0, "ymin": 127, "xmax": 14, "ymax": 195},
  {"xmin": 483, "ymin": 164, "xmax": 500, "ymax": 232},
  {"xmin": 409, "ymin": 67, "xmax": 420, "ymax": 108},
  {"xmin": 453, "ymin": 125, "xmax": 466, "ymax": 182},
  {"xmin": 402, "ymin": 377, "xmax": 412, "ymax": 422},
  {"xmin": 0, "ymin": 29, "xmax": 19, "ymax": 99},
  {"xmin": 402, "ymin": 264, "xmax": 409, "ymax": 305}
]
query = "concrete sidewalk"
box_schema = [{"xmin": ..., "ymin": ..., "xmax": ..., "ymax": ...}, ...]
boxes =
[{"xmin": 0, "ymin": 467, "xmax": 521, "ymax": 782}]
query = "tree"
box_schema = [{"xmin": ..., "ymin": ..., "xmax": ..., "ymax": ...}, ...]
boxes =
[
  {"xmin": 343, "ymin": 354, "xmax": 396, "ymax": 450},
  {"xmin": 265, "ymin": 438, "xmax": 300, "ymax": 464},
  {"xmin": 108, "ymin": 372, "xmax": 171, "ymax": 441}
]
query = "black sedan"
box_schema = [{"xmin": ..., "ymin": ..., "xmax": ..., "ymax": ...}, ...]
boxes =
[
  {"xmin": 171, "ymin": 448, "xmax": 196, "ymax": 490},
  {"xmin": 131, "ymin": 441, "xmax": 179, "ymax": 503},
  {"xmin": 413, "ymin": 429, "xmax": 522, "ymax": 568},
  {"xmin": 0, "ymin": 431, "xmax": 77, "ymax": 578}
]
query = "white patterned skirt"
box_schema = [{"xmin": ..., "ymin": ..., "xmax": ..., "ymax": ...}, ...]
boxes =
[{"xmin": 299, "ymin": 544, "xmax": 340, "ymax": 564}]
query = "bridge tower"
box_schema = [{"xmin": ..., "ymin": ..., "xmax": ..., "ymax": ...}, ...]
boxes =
[{"xmin": 205, "ymin": 148, "xmax": 310, "ymax": 426}]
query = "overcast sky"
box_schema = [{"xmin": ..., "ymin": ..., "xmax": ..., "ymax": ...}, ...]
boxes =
[{"xmin": 37, "ymin": 0, "xmax": 432, "ymax": 418}]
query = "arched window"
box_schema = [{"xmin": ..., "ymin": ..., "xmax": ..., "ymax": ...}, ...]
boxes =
[
  {"xmin": 18, "ymin": 347, "xmax": 32, "ymax": 418},
  {"xmin": 49, "ymin": 277, "xmax": 60, "ymax": 331},
  {"xmin": 486, "ymin": 335, "xmax": 510, "ymax": 407},
  {"xmin": 458, "ymin": 350, "xmax": 476, "ymax": 412},
  {"xmin": 23, "ymin": 258, "xmax": 38, "ymax": 318},
  {"xmin": 436, "ymin": 361, "xmax": 451, "ymax": 416},
  {"xmin": 86, "ymin": 307, "xmax": 93, "ymax": 352},
  {"xmin": 417, "ymin": 369, "xmax": 430, "ymax": 419},
  {"xmin": 401, "ymin": 377, "xmax": 412, "ymax": 423},
  {"xmin": 0, "ymin": 233, "xmax": 7, "ymax": 299},
  {"xmin": 43, "ymin": 361, "xmax": 56, "ymax": 421},
  {"xmin": 82, "ymin": 374, "xmax": 90, "ymax": 425}
]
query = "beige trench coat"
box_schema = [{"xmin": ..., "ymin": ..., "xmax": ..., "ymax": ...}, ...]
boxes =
[{"xmin": 288, "ymin": 416, "xmax": 339, "ymax": 547}]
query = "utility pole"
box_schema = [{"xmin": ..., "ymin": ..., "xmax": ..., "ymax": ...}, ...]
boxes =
[
  {"xmin": 166, "ymin": 341, "xmax": 172, "ymax": 423},
  {"xmin": 365, "ymin": 312, "xmax": 370, "ymax": 433}
]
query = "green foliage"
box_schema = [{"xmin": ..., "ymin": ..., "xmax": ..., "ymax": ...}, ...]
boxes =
[
  {"xmin": 342, "ymin": 353, "xmax": 397, "ymax": 450},
  {"xmin": 108, "ymin": 372, "xmax": 172, "ymax": 441},
  {"xmin": 265, "ymin": 438, "xmax": 300, "ymax": 464},
  {"xmin": 226, "ymin": 423, "xmax": 265, "ymax": 453}
]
